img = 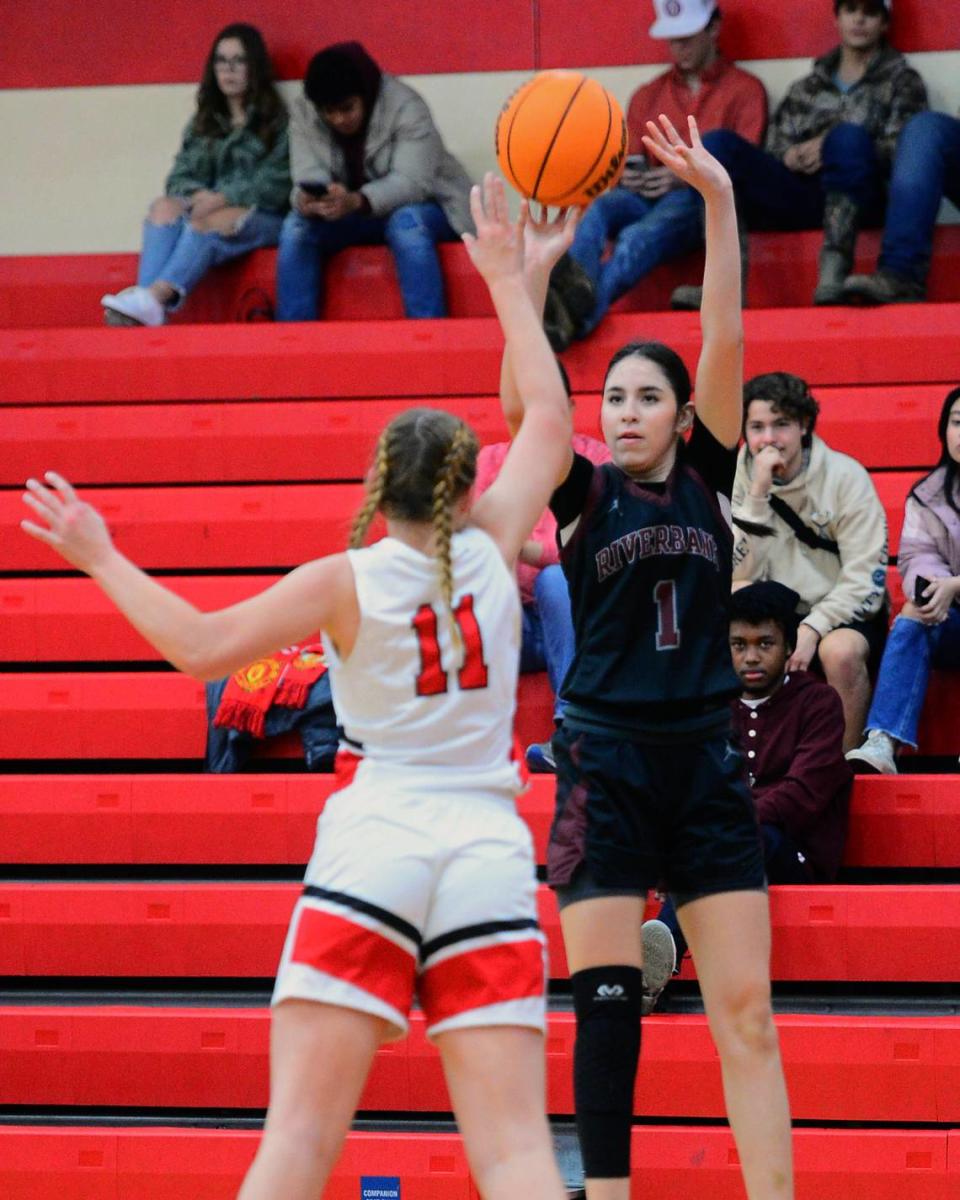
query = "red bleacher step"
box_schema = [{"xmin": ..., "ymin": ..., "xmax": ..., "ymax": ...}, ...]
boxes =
[
  {"xmin": 0, "ymin": 672, "xmax": 554, "ymax": 761},
  {"xmin": 0, "ymin": 1125, "xmax": 951, "ymax": 1200},
  {"xmin": 0, "ymin": 471, "xmax": 919, "ymax": 572},
  {"xmin": 1, "ymin": 773, "xmax": 956, "ymax": 869},
  {"xmin": 2, "ymin": 385, "xmax": 943, "ymax": 488},
  {"xmin": 0, "ymin": 882, "xmax": 956, "ymax": 983},
  {"xmin": 0, "ymin": 1126, "xmax": 477, "ymax": 1200},
  {"xmin": 3, "ymin": 1006, "xmax": 956, "ymax": 1123},
  {"xmin": 3, "ymin": 227, "xmax": 959, "ymax": 328},
  {"xmin": 2, "ymin": 307, "xmax": 958, "ymax": 407}
]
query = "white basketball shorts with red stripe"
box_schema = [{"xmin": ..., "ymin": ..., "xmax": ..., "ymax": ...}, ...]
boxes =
[{"xmin": 272, "ymin": 763, "xmax": 547, "ymax": 1040}]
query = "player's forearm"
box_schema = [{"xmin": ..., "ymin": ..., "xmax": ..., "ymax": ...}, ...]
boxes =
[
  {"xmin": 89, "ymin": 548, "xmax": 214, "ymax": 677},
  {"xmin": 498, "ymin": 266, "xmax": 553, "ymax": 436},
  {"xmin": 489, "ymin": 275, "xmax": 567, "ymax": 426},
  {"xmin": 700, "ymin": 183, "xmax": 742, "ymax": 346}
]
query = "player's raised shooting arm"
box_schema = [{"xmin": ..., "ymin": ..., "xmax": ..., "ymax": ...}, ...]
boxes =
[
  {"xmin": 642, "ymin": 114, "xmax": 743, "ymax": 449},
  {"xmin": 462, "ymin": 176, "xmax": 572, "ymax": 563},
  {"xmin": 498, "ymin": 204, "xmax": 578, "ymax": 437}
]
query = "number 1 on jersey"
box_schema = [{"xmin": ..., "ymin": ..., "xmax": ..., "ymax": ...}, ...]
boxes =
[
  {"xmin": 653, "ymin": 579, "xmax": 681, "ymax": 650},
  {"xmin": 412, "ymin": 594, "xmax": 489, "ymax": 695}
]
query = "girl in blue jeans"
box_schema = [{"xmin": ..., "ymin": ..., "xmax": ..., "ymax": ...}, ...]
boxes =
[
  {"xmin": 101, "ymin": 23, "xmax": 289, "ymax": 327},
  {"xmin": 848, "ymin": 386, "xmax": 960, "ymax": 773}
]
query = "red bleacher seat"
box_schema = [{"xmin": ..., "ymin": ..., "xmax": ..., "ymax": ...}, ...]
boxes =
[
  {"xmin": 2, "ymin": 385, "xmax": 943, "ymax": 490},
  {"xmin": 2, "ymin": 307, "xmax": 957, "ymax": 408},
  {"xmin": 1, "ymin": 773, "xmax": 955, "ymax": 869},
  {"xmin": 3, "ymin": 229, "xmax": 960, "ymax": 329},
  {"xmin": 0, "ymin": 1126, "xmax": 477, "ymax": 1200},
  {"xmin": 3, "ymin": 1005, "xmax": 957, "ymax": 1123},
  {"xmin": 0, "ymin": 471, "xmax": 921, "ymax": 573},
  {"xmin": 0, "ymin": 672, "xmax": 554, "ymax": 760},
  {"xmin": 1, "ymin": 881, "xmax": 956, "ymax": 983},
  {"xmin": 0, "ymin": 1125, "xmax": 951, "ymax": 1200}
]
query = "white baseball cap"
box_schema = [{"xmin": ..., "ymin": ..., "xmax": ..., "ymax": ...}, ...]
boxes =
[{"xmin": 649, "ymin": 0, "xmax": 718, "ymax": 39}]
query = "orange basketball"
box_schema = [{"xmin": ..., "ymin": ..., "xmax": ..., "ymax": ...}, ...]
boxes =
[{"xmin": 495, "ymin": 70, "xmax": 627, "ymax": 207}]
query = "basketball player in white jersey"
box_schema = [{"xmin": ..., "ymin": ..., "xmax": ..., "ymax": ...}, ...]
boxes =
[{"xmin": 20, "ymin": 175, "xmax": 577, "ymax": 1200}]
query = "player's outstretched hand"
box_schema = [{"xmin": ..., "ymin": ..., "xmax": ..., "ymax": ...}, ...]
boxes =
[
  {"xmin": 21, "ymin": 472, "xmax": 115, "ymax": 574},
  {"xmin": 462, "ymin": 172, "xmax": 526, "ymax": 285},
  {"xmin": 522, "ymin": 203, "xmax": 579, "ymax": 281},
  {"xmin": 641, "ymin": 114, "xmax": 732, "ymax": 200}
]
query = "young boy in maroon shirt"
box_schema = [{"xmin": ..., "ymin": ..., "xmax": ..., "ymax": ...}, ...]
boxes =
[{"xmin": 641, "ymin": 579, "xmax": 852, "ymax": 1011}]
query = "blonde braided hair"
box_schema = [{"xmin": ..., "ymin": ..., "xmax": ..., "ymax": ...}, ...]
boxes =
[
  {"xmin": 431, "ymin": 423, "xmax": 478, "ymax": 652},
  {"xmin": 348, "ymin": 428, "xmax": 391, "ymax": 549},
  {"xmin": 348, "ymin": 409, "xmax": 479, "ymax": 657}
]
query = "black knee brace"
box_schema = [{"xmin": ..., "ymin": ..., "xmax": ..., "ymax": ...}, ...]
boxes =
[{"xmin": 570, "ymin": 965, "xmax": 643, "ymax": 1180}]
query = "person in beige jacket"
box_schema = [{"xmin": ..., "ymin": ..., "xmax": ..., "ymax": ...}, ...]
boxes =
[
  {"xmin": 732, "ymin": 371, "xmax": 888, "ymax": 750},
  {"xmin": 276, "ymin": 41, "xmax": 474, "ymax": 321}
]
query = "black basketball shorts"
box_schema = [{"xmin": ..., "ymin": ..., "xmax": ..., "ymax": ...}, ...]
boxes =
[{"xmin": 547, "ymin": 719, "xmax": 766, "ymax": 907}]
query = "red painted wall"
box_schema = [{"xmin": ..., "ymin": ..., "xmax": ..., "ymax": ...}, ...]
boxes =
[
  {"xmin": 539, "ymin": 0, "xmax": 959, "ymax": 69},
  {"xmin": 4, "ymin": 1, "xmax": 957, "ymax": 90}
]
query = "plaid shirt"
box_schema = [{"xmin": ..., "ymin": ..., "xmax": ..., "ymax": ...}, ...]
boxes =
[{"xmin": 765, "ymin": 43, "xmax": 927, "ymax": 167}]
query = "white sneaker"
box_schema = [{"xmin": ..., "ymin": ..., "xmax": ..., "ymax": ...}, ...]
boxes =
[
  {"xmin": 640, "ymin": 918, "xmax": 676, "ymax": 1015},
  {"xmin": 845, "ymin": 729, "xmax": 897, "ymax": 775},
  {"xmin": 101, "ymin": 286, "xmax": 166, "ymax": 327}
]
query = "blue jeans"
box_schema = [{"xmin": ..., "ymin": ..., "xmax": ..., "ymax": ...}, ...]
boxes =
[
  {"xmin": 703, "ymin": 124, "xmax": 885, "ymax": 228},
  {"xmin": 519, "ymin": 564, "xmax": 576, "ymax": 723},
  {"xmin": 865, "ymin": 607, "xmax": 960, "ymax": 750},
  {"xmin": 275, "ymin": 201, "xmax": 458, "ymax": 320},
  {"xmin": 878, "ymin": 111, "xmax": 960, "ymax": 283},
  {"xmin": 204, "ymin": 673, "xmax": 339, "ymax": 773},
  {"xmin": 137, "ymin": 209, "xmax": 283, "ymax": 302},
  {"xmin": 569, "ymin": 184, "xmax": 703, "ymax": 331}
]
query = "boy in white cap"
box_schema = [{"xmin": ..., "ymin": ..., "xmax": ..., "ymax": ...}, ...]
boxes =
[{"xmin": 546, "ymin": 0, "xmax": 766, "ymax": 348}]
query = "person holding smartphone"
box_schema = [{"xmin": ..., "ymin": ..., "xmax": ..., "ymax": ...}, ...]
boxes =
[
  {"xmin": 277, "ymin": 41, "xmax": 474, "ymax": 321},
  {"xmin": 544, "ymin": 0, "xmax": 767, "ymax": 350},
  {"xmin": 847, "ymin": 386, "xmax": 960, "ymax": 774}
]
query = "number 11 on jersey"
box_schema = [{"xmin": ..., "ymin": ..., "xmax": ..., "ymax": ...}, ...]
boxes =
[{"xmin": 412, "ymin": 594, "xmax": 489, "ymax": 695}]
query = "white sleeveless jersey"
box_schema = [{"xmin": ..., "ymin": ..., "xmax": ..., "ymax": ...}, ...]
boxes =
[{"xmin": 323, "ymin": 526, "xmax": 522, "ymax": 778}]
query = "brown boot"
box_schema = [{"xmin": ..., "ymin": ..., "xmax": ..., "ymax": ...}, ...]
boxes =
[
  {"xmin": 549, "ymin": 253, "xmax": 596, "ymax": 328},
  {"xmin": 813, "ymin": 192, "xmax": 859, "ymax": 305},
  {"xmin": 841, "ymin": 269, "xmax": 926, "ymax": 305},
  {"xmin": 543, "ymin": 287, "xmax": 575, "ymax": 353}
]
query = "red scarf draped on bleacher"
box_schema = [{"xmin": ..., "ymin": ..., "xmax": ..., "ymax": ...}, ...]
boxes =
[{"xmin": 213, "ymin": 639, "xmax": 327, "ymax": 738}]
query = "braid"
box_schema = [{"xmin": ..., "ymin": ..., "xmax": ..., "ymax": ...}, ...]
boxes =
[
  {"xmin": 349, "ymin": 430, "xmax": 391, "ymax": 549},
  {"xmin": 431, "ymin": 424, "xmax": 475, "ymax": 654}
]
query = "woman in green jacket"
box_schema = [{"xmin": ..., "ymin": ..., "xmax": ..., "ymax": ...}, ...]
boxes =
[{"xmin": 102, "ymin": 23, "xmax": 290, "ymax": 327}]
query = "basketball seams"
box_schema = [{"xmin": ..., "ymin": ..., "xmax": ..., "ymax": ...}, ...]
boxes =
[
  {"xmin": 550, "ymin": 85, "xmax": 616, "ymax": 207},
  {"xmin": 527, "ymin": 75, "xmax": 587, "ymax": 202},
  {"xmin": 495, "ymin": 70, "xmax": 625, "ymax": 207}
]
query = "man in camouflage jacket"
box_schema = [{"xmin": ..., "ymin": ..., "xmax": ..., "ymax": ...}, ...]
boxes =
[{"xmin": 672, "ymin": 0, "xmax": 927, "ymax": 309}]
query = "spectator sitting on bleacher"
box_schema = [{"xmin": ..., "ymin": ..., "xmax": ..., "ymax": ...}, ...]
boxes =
[
  {"xmin": 842, "ymin": 109, "xmax": 960, "ymax": 304},
  {"xmin": 731, "ymin": 371, "xmax": 889, "ymax": 753},
  {"xmin": 101, "ymin": 24, "xmax": 290, "ymax": 328},
  {"xmin": 640, "ymin": 580, "xmax": 851, "ymax": 1011},
  {"xmin": 847, "ymin": 386, "xmax": 960, "ymax": 774},
  {"xmin": 474, "ymin": 361, "xmax": 611, "ymax": 773},
  {"xmin": 544, "ymin": 0, "xmax": 767, "ymax": 350},
  {"xmin": 276, "ymin": 41, "xmax": 473, "ymax": 321},
  {"xmin": 673, "ymin": 0, "xmax": 927, "ymax": 310}
]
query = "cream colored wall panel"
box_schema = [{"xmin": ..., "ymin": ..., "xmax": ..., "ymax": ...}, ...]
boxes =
[{"xmin": 2, "ymin": 52, "xmax": 957, "ymax": 255}]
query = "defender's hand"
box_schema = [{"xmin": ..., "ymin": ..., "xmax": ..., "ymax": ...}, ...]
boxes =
[{"xmin": 21, "ymin": 472, "xmax": 116, "ymax": 574}]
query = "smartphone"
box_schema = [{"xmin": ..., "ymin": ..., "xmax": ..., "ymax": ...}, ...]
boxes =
[
  {"xmin": 298, "ymin": 180, "xmax": 329, "ymax": 197},
  {"xmin": 914, "ymin": 575, "xmax": 931, "ymax": 605}
]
